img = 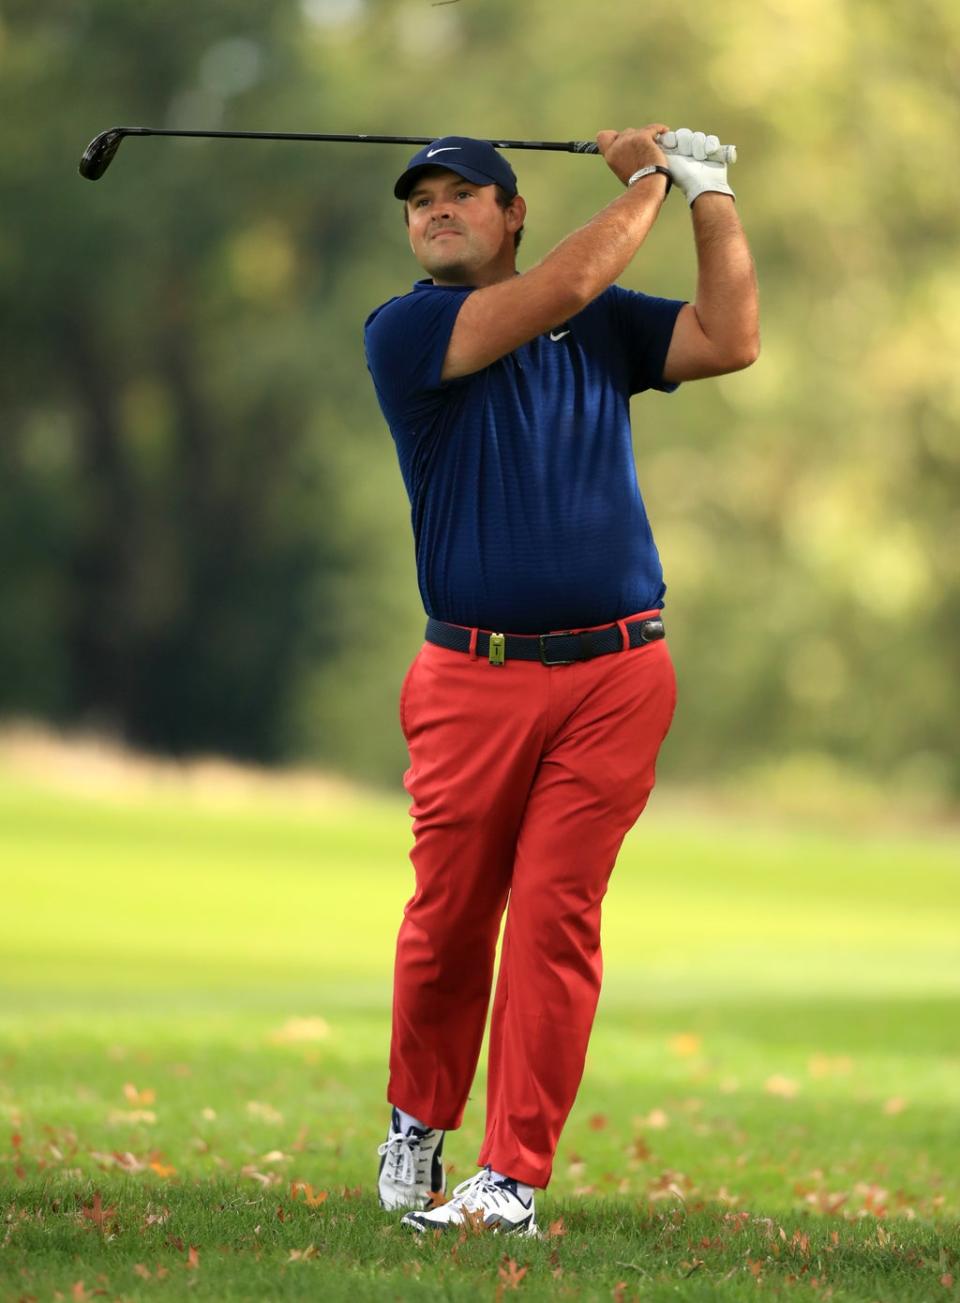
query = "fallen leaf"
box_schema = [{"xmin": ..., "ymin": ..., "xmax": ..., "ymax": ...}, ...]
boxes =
[
  {"xmin": 71, "ymin": 1283, "xmax": 90, "ymax": 1301},
  {"xmin": 81, "ymin": 1193, "xmax": 116, "ymax": 1231},
  {"xmin": 261, "ymin": 1150, "xmax": 289, "ymax": 1164},
  {"xmin": 545, "ymin": 1218, "xmax": 567, "ymax": 1238},
  {"xmin": 807, "ymin": 1054, "xmax": 853, "ymax": 1078},
  {"xmin": 270, "ymin": 1017, "xmax": 330, "ymax": 1044},
  {"xmin": 241, "ymin": 1166, "xmax": 280, "ymax": 1187},
  {"xmin": 288, "ymin": 1244, "xmax": 320, "ymax": 1262},
  {"xmin": 149, "ymin": 1160, "xmax": 176, "ymax": 1177},
  {"xmin": 628, "ymin": 1137, "xmax": 651, "ymax": 1161},
  {"xmin": 108, "ymin": 1110, "xmax": 156, "ymax": 1125},
  {"xmin": 123, "ymin": 1083, "xmax": 156, "ymax": 1106},
  {"xmin": 764, "ymin": 1075, "xmax": 799, "ymax": 1099},
  {"xmin": 497, "ymin": 1256, "xmax": 528, "ymax": 1289},
  {"xmin": 644, "ymin": 1109, "xmax": 669, "ymax": 1129},
  {"xmin": 290, "ymin": 1181, "xmax": 328, "ymax": 1207},
  {"xmin": 133, "ymin": 1265, "xmax": 151, "ymax": 1280},
  {"xmin": 185, "ymin": 1245, "xmax": 200, "ymax": 1271},
  {"xmin": 884, "ymin": 1097, "xmax": 907, "ymax": 1115},
  {"xmin": 668, "ymin": 1033, "xmax": 702, "ymax": 1057},
  {"xmin": 246, "ymin": 1100, "xmax": 283, "ymax": 1124},
  {"xmin": 588, "ymin": 1114, "xmax": 608, "ymax": 1131}
]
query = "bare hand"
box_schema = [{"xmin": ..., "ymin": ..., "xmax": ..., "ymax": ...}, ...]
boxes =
[{"xmin": 596, "ymin": 125, "xmax": 670, "ymax": 187}]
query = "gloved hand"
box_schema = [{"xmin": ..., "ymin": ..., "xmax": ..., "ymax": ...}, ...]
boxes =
[{"xmin": 657, "ymin": 128, "xmax": 736, "ymax": 207}]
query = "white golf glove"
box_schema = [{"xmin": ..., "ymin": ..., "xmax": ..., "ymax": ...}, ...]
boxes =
[{"xmin": 658, "ymin": 128, "xmax": 736, "ymax": 207}]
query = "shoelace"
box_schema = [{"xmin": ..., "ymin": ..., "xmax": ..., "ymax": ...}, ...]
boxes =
[
  {"xmin": 377, "ymin": 1131, "xmax": 431, "ymax": 1187},
  {"xmin": 447, "ymin": 1169, "xmax": 517, "ymax": 1214}
]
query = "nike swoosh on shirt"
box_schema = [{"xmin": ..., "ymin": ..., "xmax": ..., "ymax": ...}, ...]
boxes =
[
  {"xmin": 426, "ymin": 146, "xmax": 462, "ymax": 157},
  {"xmin": 549, "ymin": 330, "xmax": 571, "ymax": 341}
]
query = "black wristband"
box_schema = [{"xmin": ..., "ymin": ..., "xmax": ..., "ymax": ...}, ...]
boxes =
[{"xmin": 627, "ymin": 164, "xmax": 673, "ymax": 196}]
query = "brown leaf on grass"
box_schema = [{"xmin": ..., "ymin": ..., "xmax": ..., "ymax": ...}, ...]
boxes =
[
  {"xmin": 803, "ymin": 1189, "xmax": 848, "ymax": 1215},
  {"xmin": 149, "ymin": 1160, "xmax": 176, "ymax": 1177},
  {"xmin": 288, "ymin": 1244, "xmax": 319, "ymax": 1261},
  {"xmin": 588, "ymin": 1113, "xmax": 608, "ymax": 1131},
  {"xmin": 764, "ymin": 1075, "xmax": 799, "ymax": 1098},
  {"xmin": 497, "ymin": 1256, "xmax": 528, "ymax": 1289},
  {"xmin": 340, "ymin": 1185, "xmax": 363, "ymax": 1200},
  {"xmin": 628, "ymin": 1137, "xmax": 651, "ymax": 1162},
  {"xmin": 71, "ymin": 1283, "xmax": 90, "ymax": 1301},
  {"xmin": 123, "ymin": 1083, "xmax": 156, "ymax": 1106},
  {"xmin": 611, "ymin": 1284, "xmax": 628, "ymax": 1303},
  {"xmin": 426, "ymin": 1187, "xmax": 448, "ymax": 1209},
  {"xmin": 807, "ymin": 1053, "xmax": 853, "ymax": 1078},
  {"xmin": 668, "ymin": 1033, "xmax": 702, "ymax": 1057},
  {"xmin": 108, "ymin": 1109, "xmax": 157, "ymax": 1125},
  {"xmin": 748, "ymin": 1259, "xmax": 764, "ymax": 1278},
  {"xmin": 290, "ymin": 1181, "xmax": 328, "ymax": 1206},
  {"xmin": 941, "ymin": 1273, "xmax": 955, "ymax": 1287},
  {"xmin": 81, "ymin": 1193, "xmax": 116, "ymax": 1231},
  {"xmin": 545, "ymin": 1218, "xmax": 567, "ymax": 1239},
  {"xmin": 883, "ymin": 1096, "xmax": 908, "ymax": 1115},
  {"xmin": 185, "ymin": 1246, "xmax": 200, "ymax": 1271},
  {"xmin": 855, "ymin": 1182, "xmax": 888, "ymax": 1216},
  {"xmin": 269, "ymin": 1017, "xmax": 330, "ymax": 1044},
  {"xmin": 133, "ymin": 1265, "xmax": 151, "ymax": 1280},
  {"xmin": 246, "ymin": 1100, "xmax": 283, "ymax": 1124},
  {"xmin": 241, "ymin": 1165, "xmax": 281, "ymax": 1187},
  {"xmin": 141, "ymin": 1206, "xmax": 170, "ymax": 1228}
]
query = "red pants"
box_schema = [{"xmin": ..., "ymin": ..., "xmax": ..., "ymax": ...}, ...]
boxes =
[{"xmin": 389, "ymin": 611, "xmax": 677, "ymax": 1188}]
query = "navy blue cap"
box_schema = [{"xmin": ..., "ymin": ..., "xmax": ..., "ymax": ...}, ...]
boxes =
[{"xmin": 394, "ymin": 136, "xmax": 518, "ymax": 200}]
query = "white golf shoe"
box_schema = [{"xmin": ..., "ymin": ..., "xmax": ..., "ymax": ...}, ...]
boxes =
[
  {"xmin": 377, "ymin": 1107, "xmax": 446, "ymax": 1211},
  {"xmin": 401, "ymin": 1166, "xmax": 537, "ymax": 1236}
]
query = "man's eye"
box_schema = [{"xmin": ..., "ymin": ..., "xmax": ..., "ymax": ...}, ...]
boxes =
[{"xmin": 457, "ymin": 191, "xmax": 473, "ymax": 199}]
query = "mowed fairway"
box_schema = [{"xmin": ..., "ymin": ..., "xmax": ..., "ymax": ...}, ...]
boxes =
[{"xmin": 1, "ymin": 750, "xmax": 959, "ymax": 1300}]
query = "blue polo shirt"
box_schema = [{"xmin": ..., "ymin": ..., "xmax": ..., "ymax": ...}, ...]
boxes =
[{"xmin": 364, "ymin": 279, "xmax": 685, "ymax": 634}]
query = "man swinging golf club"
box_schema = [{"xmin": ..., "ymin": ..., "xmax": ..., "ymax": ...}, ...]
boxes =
[{"xmin": 364, "ymin": 123, "xmax": 759, "ymax": 1235}]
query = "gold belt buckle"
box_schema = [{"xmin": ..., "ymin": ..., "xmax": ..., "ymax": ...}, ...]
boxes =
[{"xmin": 488, "ymin": 633, "xmax": 506, "ymax": 666}]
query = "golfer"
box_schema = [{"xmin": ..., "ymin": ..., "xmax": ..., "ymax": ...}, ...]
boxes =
[{"xmin": 364, "ymin": 124, "xmax": 759, "ymax": 1235}]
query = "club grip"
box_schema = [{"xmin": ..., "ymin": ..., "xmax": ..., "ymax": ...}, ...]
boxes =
[{"xmin": 571, "ymin": 138, "xmax": 737, "ymax": 164}]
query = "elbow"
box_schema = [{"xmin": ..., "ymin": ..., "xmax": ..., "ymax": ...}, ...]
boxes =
[{"xmin": 724, "ymin": 333, "xmax": 761, "ymax": 372}]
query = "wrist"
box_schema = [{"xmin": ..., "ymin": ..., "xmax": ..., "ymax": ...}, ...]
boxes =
[{"xmin": 627, "ymin": 164, "xmax": 672, "ymax": 195}]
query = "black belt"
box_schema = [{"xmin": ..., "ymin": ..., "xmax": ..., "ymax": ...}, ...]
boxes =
[{"xmin": 425, "ymin": 616, "xmax": 665, "ymax": 666}]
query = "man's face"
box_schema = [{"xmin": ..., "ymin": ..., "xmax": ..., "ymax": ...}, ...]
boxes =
[{"xmin": 405, "ymin": 168, "xmax": 522, "ymax": 285}]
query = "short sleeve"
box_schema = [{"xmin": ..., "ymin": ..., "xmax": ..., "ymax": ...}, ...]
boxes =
[
  {"xmin": 609, "ymin": 286, "xmax": 687, "ymax": 396},
  {"xmin": 364, "ymin": 286, "xmax": 470, "ymax": 426}
]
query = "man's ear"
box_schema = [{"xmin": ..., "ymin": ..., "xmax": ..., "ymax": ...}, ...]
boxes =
[{"xmin": 506, "ymin": 194, "xmax": 527, "ymax": 233}]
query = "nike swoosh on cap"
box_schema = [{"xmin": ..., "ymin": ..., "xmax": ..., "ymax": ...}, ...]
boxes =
[{"xmin": 426, "ymin": 146, "xmax": 462, "ymax": 157}]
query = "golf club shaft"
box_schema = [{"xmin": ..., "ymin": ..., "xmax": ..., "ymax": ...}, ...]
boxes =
[{"xmin": 79, "ymin": 127, "xmax": 737, "ymax": 179}]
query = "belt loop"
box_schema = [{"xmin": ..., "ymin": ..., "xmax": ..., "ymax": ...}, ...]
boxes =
[
  {"xmin": 616, "ymin": 618, "xmax": 630, "ymax": 652},
  {"xmin": 468, "ymin": 627, "xmax": 479, "ymax": 660}
]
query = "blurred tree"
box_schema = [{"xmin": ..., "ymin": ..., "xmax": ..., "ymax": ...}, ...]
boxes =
[{"xmin": 0, "ymin": 0, "xmax": 957, "ymax": 799}]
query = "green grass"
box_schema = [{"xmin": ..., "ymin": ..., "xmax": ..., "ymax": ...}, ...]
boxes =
[{"xmin": 1, "ymin": 754, "xmax": 959, "ymax": 1299}]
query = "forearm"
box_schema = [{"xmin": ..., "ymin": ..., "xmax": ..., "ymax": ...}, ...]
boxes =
[
  {"xmin": 528, "ymin": 172, "xmax": 669, "ymax": 313},
  {"xmin": 689, "ymin": 194, "xmax": 760, "ymax": 366},
  {"xmin": 442, "ymin": 172, "xmax": 668, "ymax": 379}
]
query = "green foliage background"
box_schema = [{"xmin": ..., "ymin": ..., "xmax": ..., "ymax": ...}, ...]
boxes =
[{"xmin": 1, "ymin": 0, "xmax": 957, "ymax": 796}]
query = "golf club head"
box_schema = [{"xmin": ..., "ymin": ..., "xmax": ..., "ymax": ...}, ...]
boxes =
[{"xmin": 79, "ymin": 129, "xmax": 127, "ymax": 180}]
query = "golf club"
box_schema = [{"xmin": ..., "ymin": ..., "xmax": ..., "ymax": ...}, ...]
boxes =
[{"xmin": 78, "ymin": 127, "xmax": 737, "ymax": 181}]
